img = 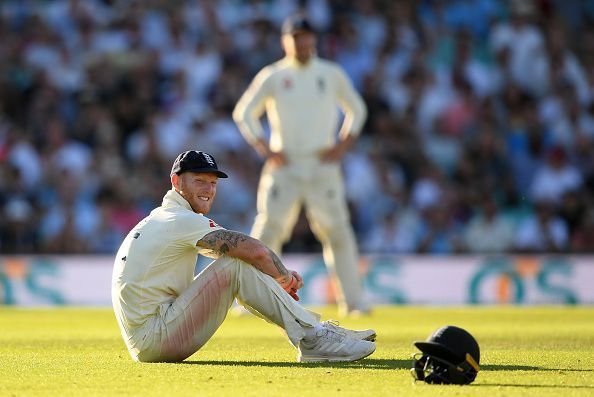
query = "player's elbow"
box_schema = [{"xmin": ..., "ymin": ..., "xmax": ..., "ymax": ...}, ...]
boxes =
[
  {"xmin": 355, "ymin": 99, "xmax": 368, "ymax": 122},
  {"xmin": 232, "ymin": 105, "xmax": 245, "ymax": 124},
  {"xmin": 360, "ymin": 103, "xmax": 368, "ymax": 120},
  {"xmin": 249, "ymin": 244, "xmax": 271, "ymax": 264}
]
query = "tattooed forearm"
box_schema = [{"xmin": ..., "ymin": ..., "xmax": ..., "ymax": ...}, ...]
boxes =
[
  {"xmin": 199, "ymin": 230, "xmax": 249, "ymax": 255},
  {"xmin": 219, "ymin": 243, "xmax": 230, "ymax": 255},
  {"xmin": 198, "ymin": 229, "xmax": 289, "ymax": 278},
  {"xmin": 268, "ymin": 248, "xmax": 288, "ymax": 277}
]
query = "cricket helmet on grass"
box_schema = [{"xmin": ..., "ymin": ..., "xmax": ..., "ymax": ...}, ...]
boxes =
[{"xmin": 411, "ymin": 325, "xmax": 480, "ymax": 385}]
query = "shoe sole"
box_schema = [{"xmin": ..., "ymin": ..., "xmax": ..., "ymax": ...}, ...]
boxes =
[{"xmin": 298, "ymin": 344, "xmax": 376, "ymax": 363}]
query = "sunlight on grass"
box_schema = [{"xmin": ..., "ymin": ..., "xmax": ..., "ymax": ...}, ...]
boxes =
[{"xmin": 0, "ymin": 306, "xmax": 593, "ymax": 396}]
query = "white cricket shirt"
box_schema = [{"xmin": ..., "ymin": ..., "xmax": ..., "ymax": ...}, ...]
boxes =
[
  {"xmin": 233, "ymin": 56, "xmax": 367, "ymax": 159},
  {"xmin": 111, "ymin": 189, "xmax": 224, "ymax": 335}
]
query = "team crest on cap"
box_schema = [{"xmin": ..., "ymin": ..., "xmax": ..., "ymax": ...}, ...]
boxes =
[{"xmin": 201, "ymin": 152, "xmax": 216, "ymax": 166}]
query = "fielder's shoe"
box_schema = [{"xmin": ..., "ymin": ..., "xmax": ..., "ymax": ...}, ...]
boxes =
[
  {"xmin": 297, "ymin": 328, "xmax": 376, "ymax": 363},
  {"xmin": 321, "ymin": 320, "xmax": 377, "ymax": 342}
]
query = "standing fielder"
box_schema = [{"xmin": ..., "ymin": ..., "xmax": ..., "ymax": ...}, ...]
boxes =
[
  {"xmin": 112, "ymin": 150, "xmax": 376, "ymax": 363},
  {"xmin": 233, "ymin": 14, "xmax": 369, "ymax": 316}
]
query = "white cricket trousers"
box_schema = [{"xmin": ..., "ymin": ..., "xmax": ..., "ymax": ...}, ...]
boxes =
[
  {"xmin": 129, "ymin": 257, "xmax": 320, "ymax": 362},
  {"xmin": 251, "ymin": 159, "xmax": 366, "ymax": 314}
]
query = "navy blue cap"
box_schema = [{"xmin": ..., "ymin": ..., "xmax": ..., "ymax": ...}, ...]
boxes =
[
  {"xmin": 281, "ymin": 14, "xmax": 316, "ymax": 35},
  {"xmin": 171, "ymin": 150, "xmax": 228, "ymax": 178}
]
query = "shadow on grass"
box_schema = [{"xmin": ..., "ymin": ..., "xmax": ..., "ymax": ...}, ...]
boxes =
[
  {"xmin": 475, "ymin": 383, "xmax": 594, "ymax": 389},
  {"xmin": 482, "ymin": 364, "xmax": 592, "ymax": 372},
  {"xmin": 179, "ymin": 358, "xmax": 410, "ymax": 369},
  {"xmin": 177, "ymin": 360, "xmax": 592, "ymax": 374}
]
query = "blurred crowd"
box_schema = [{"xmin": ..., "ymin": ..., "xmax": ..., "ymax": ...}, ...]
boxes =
[{"xmin": 1, "ymin": 0, "xmax": 593, "ymax": 255}]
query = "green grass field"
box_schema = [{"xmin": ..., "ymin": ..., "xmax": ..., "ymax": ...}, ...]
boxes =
[{"xmin": 1, "ymin": 306, "xmax": 593, "ymax": 396}]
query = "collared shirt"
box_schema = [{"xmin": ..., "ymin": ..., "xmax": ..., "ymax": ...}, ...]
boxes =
[
  {"xmin": 233, "ymin": 56, "xmax": 367, "ymax": 159},
  {"xmin": 111, "ymin": 189, "xmax": 224, "ymax": 334}
]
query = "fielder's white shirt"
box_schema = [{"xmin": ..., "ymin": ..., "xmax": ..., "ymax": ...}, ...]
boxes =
[
  {"xmin": 233, "ymin": 56, "xmax": 367, "ymax": 159},
  {"xmin": 112, "ymin": 189, "xmax": 224, "ymax": 335}
]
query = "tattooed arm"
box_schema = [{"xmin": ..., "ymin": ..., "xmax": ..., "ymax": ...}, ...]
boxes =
[{"xmin": 197, "ymin": 230, "xmax": 290, "ymax": 280}]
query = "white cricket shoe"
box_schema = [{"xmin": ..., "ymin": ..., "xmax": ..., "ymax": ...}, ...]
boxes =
[
  {"xmin": 297, "ymin": 328, "xmax": 376, "ymax": 363},
  {"xmin": 321, "ymin": 320, "xmax": 377, "ymax": 342}
]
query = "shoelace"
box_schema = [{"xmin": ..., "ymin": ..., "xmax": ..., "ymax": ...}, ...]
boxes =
[
  {"xmin": 322, "ymin": 320, "xmax": 347, "ymax": 337},
  {"xmin": 316, "ymin": 328, "xmax": 345, "ymax": 343}
]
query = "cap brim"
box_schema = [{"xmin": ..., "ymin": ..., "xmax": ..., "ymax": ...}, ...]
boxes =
[
  {"xmin": 182, "ymin": 167, "xmax": 228, "ymax": 178},
  {"xmin": 414, "ymin": 341, "xmax": 461, "ymax": 363}
]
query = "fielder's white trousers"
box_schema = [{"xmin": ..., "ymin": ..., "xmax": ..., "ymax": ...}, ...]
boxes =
[
  {"xmin": 251, "ymin": 159, "xmax": 366, "ymax": 314},
  {"xmin": 128, "ymin": 257, "xmax": 320, "ymax": 362}
]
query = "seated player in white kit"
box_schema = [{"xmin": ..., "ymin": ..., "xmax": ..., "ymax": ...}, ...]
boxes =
[{"xmin": 111, "ymin": 150, "xmax": 376, "ymax": 363}]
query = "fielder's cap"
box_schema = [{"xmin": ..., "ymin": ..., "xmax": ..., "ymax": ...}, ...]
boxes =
[
  {"xmin": 282, "ymin": 14, "xmax": 316, "ymax": 35},
  {"xmin": 171, "ymin": 150, "xmax": 228, "ymax": 178}
]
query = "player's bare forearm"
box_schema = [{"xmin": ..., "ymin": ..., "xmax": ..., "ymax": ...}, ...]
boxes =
[
  {"xmin": 267, "ymin": 247, "xmax": 289, "ymax": 277},
  {"xmin": 198, "ymin": 230, "xmax": 289, "ymax": 278},
  {"xmin": 252, "ymin": 138, "xmax": 272, "ymax": 158}
]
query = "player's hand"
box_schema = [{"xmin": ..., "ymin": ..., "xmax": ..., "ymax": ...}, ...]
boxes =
[
  {"xmin": 319, "ymin": 135, "xmax": 355, "ymax": 163},
  {"xmin": 288, "ymin": 289, "xmax": 299, "ymax": 301},
  {"xmin": 266, "ymin": 152, "xmax": 288, "ymax": 169},
  {"xmin": 275, "ymin": 270, "xmax": 303, "ymax": 301},
  {"xmin": 290, "ymin": 270, "xmax": 303, "ymax": 290},
  {"xmin": 288, "ymin": 270, "xmax": 303, "ymax": 301},
  {"xmin": 318, "ymin": 145, "xmax": 346, "ymax": 163}
]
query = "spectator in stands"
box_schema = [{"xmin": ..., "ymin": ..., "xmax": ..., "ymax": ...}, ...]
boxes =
[
  {"xmin": 515, "ymin": 200, "xmax": 569, "ymax": 253},
  {"xmin": 0, "ymin": 0, "xmax": 592, "ymax": 255},
  {"xmin": 570, "ymin": 207, "xmax": 594, "ymax": 252},
  {"xmin": 415, "ymin": 202, "xmax": 464, "ymax": 254},
  {"xmin": 489, "ymin": 0, "xmax": 547, "ymax": 96},
  {"xmin": 464, "ymin": 195, "xmax": 515, "ymax": 253},
  {"xmin": 530, "ymin": 146, "xmax": 583, "ymax": 204},
  {"xmin": 363, "ymin": 210, "xmax": 418, "ymax": 254}
]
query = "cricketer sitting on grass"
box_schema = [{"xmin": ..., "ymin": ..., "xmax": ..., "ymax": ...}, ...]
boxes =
[{"xmin": 111, "ymin": 150, "xmax": 376, "ymax": 363}]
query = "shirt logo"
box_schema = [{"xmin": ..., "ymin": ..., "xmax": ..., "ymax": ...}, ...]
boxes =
[
  {"xmin": 209, "ymin": 219, "xmax": 220, "ymax": 228},
  {"xmin": 283, "ymin": 78, "xmax": 293, "ymax": 89}
]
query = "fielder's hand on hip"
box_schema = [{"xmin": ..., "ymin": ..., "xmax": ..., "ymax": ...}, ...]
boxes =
[
  {"xmin": 275, "ymin": 270, "xmax": 303, "ymax": 301},
  {"xmin": 266, "ymin": 151, "xmax": 288, "ymax": 169},
  {"xmin": 318, "ymin": 134, "xmax": 356, "ymax": 163}
]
